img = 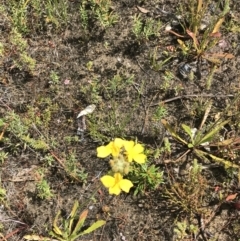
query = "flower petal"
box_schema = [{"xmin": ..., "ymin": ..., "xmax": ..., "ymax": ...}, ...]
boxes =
[
  {"xmin": 109, "ymin": 185, "xmax": 121, "ymax": 195},
  {"xmin": 133, "ymin": 143, "xmax": 144, "ymax": 154},
  {"xmin": 97, "ymin": 146, "xmax": 111, "ymax": 158},
  {"xmin": 100, "ymin": 175, "xmax": 115, "ymax": 188},
  {"xmin": 114, "ymin": 138, "xmax": 124, "ymax": 148},
  {"xmin": 119, "ymin": 179, "xmax": 133, "ymax": 193},
  {"xmin": 133, "ymin": 153, "xmax": 146, "ymax": 163},
  {"xmin": 123, "ymin": 140, "xmax": 134, "ymax": 151}
]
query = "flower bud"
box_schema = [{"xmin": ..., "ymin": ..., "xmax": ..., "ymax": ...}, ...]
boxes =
[{"xmin": 109, "ymin": 155, "xmax": 130, "ymax": 175}]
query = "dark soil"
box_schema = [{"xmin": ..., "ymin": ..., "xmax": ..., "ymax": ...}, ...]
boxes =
[{"xmin": 0, "ymin": 0, "xmax": 240, "ymax": 241}]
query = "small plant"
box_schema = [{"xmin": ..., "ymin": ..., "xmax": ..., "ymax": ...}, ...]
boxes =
[
  {"xmin": 161, "ymin": 116, "xmax": 240, "ymax": 170},
  {"xmin": 129, "ymin": 162, "xmax": 164, "ymax": 196},
  {"xmin": 79, "ymin": 1, "xmax": 89, "ymax": 31},
  {"xmin": 174, "ymin": 220, "xmax": 198, "ymax": 241},
  {"xmin": 45, "ymin": 0, "xmax": 69, "ymax": 28},
  {"xmin": 24, "ymin": 201, "xmax": 105, "ymax": 241},
  {"xmin": 36, "ymin": 176, "xmax": 53, "ymax": 200},
  {"xmin": 49, "ymin": 201, "xmax": 105, "ymax": 241},
  {"xmin": 153, "ymin": 104, "xmax": 168, "ymax": 121},
  {"xmin": 165, "ymin": 159, "xmax": 209, "ymax": 214},
  {"xmin": 93, "ymin": 0, "xmax": 118, "ymax": 28},
  {"xmin": 0, "ymin": 186, "xmax": 6, "ymax": 204},
  {"xmin": 36, "ymin": 169, "xmax": 53, "ymax": 199},
  {"xmin": 80, "ymin": 0, "xmax": 118, "ymax": 29},
  {"xmin": 9, "ymin": 0, "xmax": 30, "ymax": 33},
  {"xmin": 0, "ymin": 151, "xmax": 8, "ymax": 164},
  {"xmin": 172, "ymin": 0, "xmax": 231, "ymax": 59},
  {"xmin": 49, "ymin": 71, "xmax": 60, "ymax": 85},
  {"xmin": 65, "ymin": 151, "xmax": 88, "ymax": 183},
  {"xmin": 167, "ymin": 0, "xmax": 233, "ymax": 85},
  {"xmin": 133, "ymin": 15, "xmax": 162, "ymax": 40},
  {"xmin": 9, "ymin": 28, "xmax": 36, "ymax": 71}
]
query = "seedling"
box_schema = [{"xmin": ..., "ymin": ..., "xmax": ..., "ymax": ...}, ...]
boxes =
[
  {"xmin": 49, "ymin": 201, "xmax": 105, "ymax": 241},
  {"xmin": 129, "ymin": 162, "xmax": 164, "ymax": 196},
  {"xmin": 133, "ymin": 15, "xmax": 162, "ymax": 40},
  {"xmin": 174, "ymin": 220, "xmax": 198, "ymax": 240},
  {"xmin": 24, "ymin": 201, "xmax": 105, "ymax": 241}
]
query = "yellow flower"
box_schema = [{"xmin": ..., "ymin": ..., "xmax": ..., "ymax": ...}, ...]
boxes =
[
  {"xmin": 100, "ymin": 173, "xmax": 133, "ymax": 195},
  {"xmin": 123, "ymin": 141, "xmax": 146, "ymax": 163},
  {"xmin": 97, "ymin": 138, "xmax": 124, "ymax": 158}
]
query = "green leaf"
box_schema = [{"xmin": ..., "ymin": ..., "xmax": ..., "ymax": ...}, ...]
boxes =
[
  {"xmin": 208, "ymin": 153, "xmax": 239, "ymax": 169},
  {"xmin": 70, "ymin": 210, "xmax": 88, "ymax": 237},
  {"xmin": 182, "ymin": 124, "xmax": 194, "ymax": 142},
  {"xmin": 0, "ymin": 119, "xmax": 5, "ymax": 127},
  {"xmin": 188, "ymin": 143, "xmax": 194, "ymax": 148},
  {"xmin": 49, "ymin": 231, "xmax": 65, "ymax": 241},
  {"xmin": 197, "ymin": 120, "xmax": 228, "ymax": 145},
  {"xmin": 52, "ymin": 211, "xmax": 63, "ymax": 236},
  {"xmin": 76, "ymin": 220, "xmax": 106, "ymax": 238},
  {"xmin": 69, "ymin": 201, "xmax": 79, "ymax": 233},
  {"xmin": 161, "ymin": 119, "xmax": 187, "ymax": 145}
]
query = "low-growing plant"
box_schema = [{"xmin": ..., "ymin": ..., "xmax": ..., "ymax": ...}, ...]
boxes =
[
  {"xmin": 65, "ymin": 151, "xmax": 88, "ymax": 183},
  {"xmin": 0, "ymin": 151, "xmax": 8, "ymax": 164},
  {"xmin": 24, "ymin": 201, "xmax": 106, "ymax": 241},
  {"xmin": 165, "ymin": 159, "xmax": 209, "ymax": 215},
  {"xmin": 133, "ymin": 15, "xmax": 162, "ymax": 40},
  {"xmin": 36, "ymin": 169, "xmax": 53, "ymax": 199},
  {"xmin": 0, "ymin": 186, "xmax": 6, "ymax": 204},
  {"xmin": 174, "ymin": 220, "xmax": 198, "ymax": 241},
  {"xmin": 79, "ymin": 1, "xmax": 89, "ymax": 31},
  {"xmin": 9, "ymin": 28, "xmax": 36, "ymax": 72},
  {"xmin": 49, "ymin": 71, "xmax": 60, "ymax": 85},
  {"xmin": 80, "ymin": 0, "xmax": 118, "ymax": 29},
  {"xmin": 167, "ymin": 0, "xmax": 234, "ymax": 85},
  {"xmin": 36, "ymin": 179, "xmax": 53, "ymax": 199},
  {"xmin": 97, "ymin": 138, "xmax": 164, "ymax": 195},
  {"xmin": 129, "ymin": 162, "xmax": 164, "ymax": 196},
  {"xmin": 45, "ymin": 0, "xmax": 69, "ymax": 28},
  {"xmin": 153, "ymin": 104, "xmax": 168, "ymax": 121},
  {"xmin": 173, "ymin": 0, "xmax": 231, "ymax": 60},
  {"xmin": 161, "ymin": 116, "xmax": 240, "ymax": 170},
  {"xmin": 9, "ymin": 0, "xmax": 30, "ymax": 33}
]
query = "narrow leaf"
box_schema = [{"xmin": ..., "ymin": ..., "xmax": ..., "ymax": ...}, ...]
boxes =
[
  {"xmin": 213, "ymin": 138, "xmax": 234, "ymax": 147},
  {"xmin": 77, "ymin": 220, "xmax": 106, "ymax": 237},
  {"xmin": 52, "ymin": 211, "xmax": 63, "ymax": 236},
  {"xmin": 71, "ymin": 210, "xmax": 88, "ymax": 237},
  {"xmin": 197, "ymin": 0, "xmax": 202, "ymax": 13},
  {"xmin": 226, "ymin": 193, "xmax": 237, "ymax": 201},
  {"xmin": 182, "ymin": 124, "xmax": 194, "ymax": 142},
  {"xmin": 208, "ymin": 153, "xmax": 239, "ymax": 169},
  {"xmin": 161, "ymin": 119, "xmax": 187, "ymax": 144},
  {"xmin": 69, "ymin": 201, "xmax": 79, "ymax": 232},
  {"xmin": 212, "ymin": 17, "xmax": 225, "ymax": 33},
  {"xmin": 137, "ymin": 6, "xmax": 150, "ymax": 13},
  {"xmin": 49, "ymin": 231, "xmax": 65, "ymax": 241},
  {"xmin": 202, "ymin": 56, "xmax": 221, "ymax": 64},
  {"xmin": 177, "ymin": 39, "xmax": 188, "ymax": 52},
  {"xmin": 186, "ymin": 29, "xmax": 199, "ymax": 49},
  {"xmin": 23, "ymin": 235, "xmax": 52, "ymax": 241},
  {"xmin": 198, "ymin": 120, "xmax": 228, "ymax": 145}
]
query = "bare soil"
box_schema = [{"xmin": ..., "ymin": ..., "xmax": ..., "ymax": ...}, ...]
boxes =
[{"xmin": 0, "ymin": 1, "xmax": 240, "ymax": 241}]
